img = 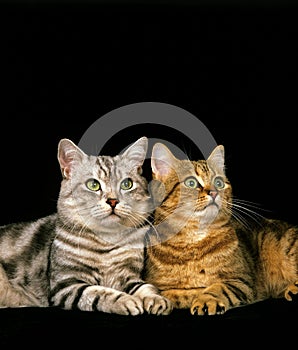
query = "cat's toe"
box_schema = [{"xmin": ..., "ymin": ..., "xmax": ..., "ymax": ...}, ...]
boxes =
[
  {"xmin": 191, "ymin": 298, "xmax": 226, "ymax": 316},
  {"xmin": 190, "ymin": 302, "xmax": 206, "ymax": 316},
  {"xmin": 143, "ymin": 295, "xmax": 173, "ymax": 315},
  {"xmin": 125, "ymin": 299, "xmax": 144, "ymax": 316},
  {"xmin": 114, "ymin": 295, "xmax": 144, "ymax": 315},
  {"xmin": 284, "ymin": 281, "xmax": 298, "ymax": 301}
]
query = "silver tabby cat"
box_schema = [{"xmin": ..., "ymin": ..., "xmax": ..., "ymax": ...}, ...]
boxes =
[{"xmin": 0, "ymin": 136, "xmax": 172, "ymax": 315}]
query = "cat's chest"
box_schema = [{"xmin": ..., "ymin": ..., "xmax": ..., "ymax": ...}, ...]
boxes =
[
  {"xmin": 54, "ymin": 228, "xmax": 145, "ymax": 288},
  {"xmin": 148, "ymin": 255, "xmax": 213, "ymax": 289},
  {"xmin": 71, "ymin": 244, "xmax": 144, "ymax": 288},
  {"xmin": 181, "ymin": 259, "xmax": 218, "ymax": 287},
  {"xmin": 148, "ymin": 233, "xmax": 238, "ymax": 289},
  {"xmin": 82, "ymin": 245, "xmax": 141, "ymax": 270}
]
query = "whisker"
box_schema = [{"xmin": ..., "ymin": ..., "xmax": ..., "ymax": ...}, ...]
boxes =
[
  {"xmin": 229, "ymin": 209, "xmax": 252, "ymax": 231},
  {"xmin": 232, "ymin": 203, "xmax": 265, "ymax": 219},
  {"xmin": 224, "ymin": 199, "xmax": 265, "ymax": 228},
  {"xmin": 155, "ymin": 203, "xmax": 186, "ymax": 220},
  {"xmin": 220, "ymin": 204, "xmax": 251, "ymax": 230},
  {"xmin": 136, "ymin": 213, "xmax": 161, "ymax": 243},
  {"xmin": 232, "ymin": 198, "xmax": 271, "ymax": 213}
]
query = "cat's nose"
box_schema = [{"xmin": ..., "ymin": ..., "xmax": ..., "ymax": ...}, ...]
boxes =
[
  {"xmin": 209, "ymin": 190, "xmax": 218, "ymax": 200},
  {"xmin": 106, "ymin": 198, "xmax": 119, "ymax": 208}
]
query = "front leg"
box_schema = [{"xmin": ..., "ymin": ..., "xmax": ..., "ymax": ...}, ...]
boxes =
[
  {"xmin": 161, "ymin": 288, "xmax": 204, "ymax": 309},
  {"xmin": 51, "ymin": 282, "xmax": 144, "ymax": 316},
  {"xmin": 191, "ymin": 281, "xmax": 253, "ymax": 316},
  {"xmin": 131, "ymin": 283, "xmax": 173, "ymax": 315}
]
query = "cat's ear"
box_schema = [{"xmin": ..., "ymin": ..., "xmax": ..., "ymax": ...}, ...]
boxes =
[
  {"xmin": 121, "ymin": 136, "xmax": 148, "ymax": 172},
  {"xmin": 207, "ymin": 145, "xmax": 225, "ymax": 173},
  {"xmin": 57, "ymin": 138, "xmax": 86, "ymax": 179},
  {"xmin": 151, "ymin": 143, "xmax": 177, "ymax": 180}
]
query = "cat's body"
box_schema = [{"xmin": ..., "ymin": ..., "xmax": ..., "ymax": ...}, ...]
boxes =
[
  {"xmin": 144, "ymin": 143, "xmax": 298, "ymax": 315},
  {"xmin": 0, "ymin": 137, "xmax": 172, "ymax": 315},
  {"xmin": 0, "ymin": 214, "xmax": 56, "ymax": 307}
]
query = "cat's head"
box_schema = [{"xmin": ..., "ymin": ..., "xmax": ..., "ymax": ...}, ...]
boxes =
[
  {"xmin": 150, "ymin": 142, "xmax": 232, "ymax": 231},
  {"xmin": 57, "ymin": 136, "xmax": 151, "ymax": 236}
]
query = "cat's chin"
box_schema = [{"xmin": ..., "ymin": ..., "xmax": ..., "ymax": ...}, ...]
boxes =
[
  {"xmin": 101, "ymin": 214, "xmax": 122, "ymax": 226},
  {"xmin": 99, "ymin": 214, "xmax": 135, "ymax": 231},
  {"xmin": 197, "ymin": 204, "xmax": 220, "ymax": 227}
]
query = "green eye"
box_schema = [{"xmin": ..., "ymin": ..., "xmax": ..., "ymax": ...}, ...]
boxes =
[
  {"xmin": 214, "ymin": 176, "xmax": 225, "ymax": 189},
  {"xmin": 120, "ymin": 178, "xmax": 133, "ymax": 190},
  {"xmin": 184, "ymin": 177, "xmax": 198, "ymax": 189},
  {"xmin": 86, "ymin": 179, "xmax": 101, "ymax": 191}
]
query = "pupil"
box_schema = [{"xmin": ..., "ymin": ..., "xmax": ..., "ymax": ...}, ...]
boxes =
[{"xmin": 215, "ymin": 179, "xmax": 222, "ymax": 188}]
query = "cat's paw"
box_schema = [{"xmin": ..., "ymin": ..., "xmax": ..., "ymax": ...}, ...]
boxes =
[
  {"xmin": 142, "ymin": 294, "xmax": 173, "ymax": 315},
  {"xmin": 103, "ymin": 293, "xmax": 144, "ymax": 316},
  {"xmin": 284, "ymin": 281, "xmax": 298, "ymax": 301},
  {"xmin": 191, "ymin": 295, "xmax": 227, "ymax": 316}
]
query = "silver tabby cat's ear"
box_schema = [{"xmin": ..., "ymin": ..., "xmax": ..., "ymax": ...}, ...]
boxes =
[
  {"xmin": 207, "ymin": 145, "xmax": 225, "ymax": 173},
  {"xmin": 57, "ymin": 138, "xmax": 86, "ymax": 179},
  {"xmin": 151, "ymin": 142, "xmax": 177, "ymax": 180},
  {"xmin": 120, "ymin": 136, "xmax": 148, "ymax": 173}
]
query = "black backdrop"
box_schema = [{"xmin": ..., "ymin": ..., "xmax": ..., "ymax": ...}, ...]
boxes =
[{"xmin": 0, "ymin": 0, "xmax": 298, "ymax": 343}]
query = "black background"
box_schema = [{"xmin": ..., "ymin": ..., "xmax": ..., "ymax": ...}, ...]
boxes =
[
  {"xmin": 1, "ymin": 1, "xmax": 298, "ymax": 227},
  {"xmin": 1, "ymin": 0, "xmax": 298, "ymax": 227},
  {"xmin": 0, "ymin": 0, "xmax": 298, "ymax": 339}
]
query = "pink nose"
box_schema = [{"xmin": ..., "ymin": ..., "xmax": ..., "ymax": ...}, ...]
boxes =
[
  {"xmin": 209, "ymin": 190, "xmax": 218, "ymax": 200},
  {"xmin": 106, "ymin": 198, "xmax": 119, "ymax": 208}
]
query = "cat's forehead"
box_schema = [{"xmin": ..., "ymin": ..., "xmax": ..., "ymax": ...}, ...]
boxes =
[
  {"xmin": 94, "ymin": 155, "xmax": 133, "ymax": 179},
  {"xmin": 193, "ymin": 160, "xmax": 211, "ymax": 177},
  {"xmin": 96, "ymin": 155, "xmax": 115, "ymax": 168},
  {"xmin": 173, "ymin": 159, "xmax": 206, "ymax": 180},
  {"xmin": 176, "ymin": 159, "xmax": 210, "ymax": 175}
]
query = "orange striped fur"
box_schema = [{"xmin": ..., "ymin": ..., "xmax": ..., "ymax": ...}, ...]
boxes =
[{"xmin": 144, "ymin": 143, "xmax": 298, "ymax": 315}]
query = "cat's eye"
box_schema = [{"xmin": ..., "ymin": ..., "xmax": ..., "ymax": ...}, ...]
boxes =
[
  {"xmin": 86, "ymin": 179, "xmax": 101, "ymax": 191},
  {"xmin": 184, "ymin": 177, "xmax": 199, "ymax": 189},
  {"xmin": 213, "ymin": 176, "xmax": 225, "ymax": 189},
  {"xmin": 120, "ymin": 178, "xmax": 133, "ymax": 190}
]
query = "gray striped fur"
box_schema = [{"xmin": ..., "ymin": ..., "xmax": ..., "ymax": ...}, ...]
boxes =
[{"xmin": 0, "ymin": 137, "xmax": 172, "ymax": 315}]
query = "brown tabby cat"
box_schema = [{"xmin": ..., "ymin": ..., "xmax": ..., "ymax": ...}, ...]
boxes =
[
  {"xmin": 144, "ymin": 142, "xmax": 298, "ymax": 315},
  {"xmin": 0, "ymin": 137, "xmax": 172, "ymax": 316}
]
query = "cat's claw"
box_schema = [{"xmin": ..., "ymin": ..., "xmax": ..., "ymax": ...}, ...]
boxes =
[
  {"xmin": 191, "ymin": 297, "xmax": 226, "ymax": 316},
  {"xmin": 105, "ymin": 294, "xmax": 144, "ymax": 316},
  {"xmin": 124, "ymin": 298, "xmax": 144, "ymax": 316},
  {"xmin": 284, "ymin": 281, "xmax": 298, "ymax": 301}
]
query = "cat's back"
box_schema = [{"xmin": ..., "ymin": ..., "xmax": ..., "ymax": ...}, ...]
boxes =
[
  {"xmin": 0, "ymin": 214, "xmax": 58, "ymax": 307},
  {"xmin": 0, "ymin": 214, "xmax": 57, "ymax": 259},
  {"xmin": 233, "ymin": 217, "xmax": 298, "ymax": 248}
]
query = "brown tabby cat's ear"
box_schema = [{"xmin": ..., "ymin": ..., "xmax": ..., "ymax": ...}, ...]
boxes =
[
  {"xmin": 120, "ymin": 136, "xmax": 148, "ymax": 172},
  {"xmin": 57, "ymin": 138, "xmax": 86, "ymax": 179},
  {"xmin": 207, "ymin": 145, "xmax": 225, "ymax": 173},
  {"xmin": 151, "ymin": 143, "xmax": 177, "ymax": 180}
]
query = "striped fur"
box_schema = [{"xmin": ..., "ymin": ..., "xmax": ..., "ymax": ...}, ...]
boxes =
[
  {"xmin": 0, "ymin": 215, "xmax": 56, "ymax": 307},
  {"xmin": 0, "ymin": 137, "xmax": 172, "ymax": 315},
  {"xmin": 50, "ymin": 137, "xmax": 171, "ymax": 315},
  {"xmin": 144, "ymin": 143, "xmax": 298, "ymax": 315}
]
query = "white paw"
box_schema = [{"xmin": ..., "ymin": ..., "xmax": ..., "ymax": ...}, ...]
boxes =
[{"xmin": 143, "ymin": 294, "xmax": 173, "ymax": 315}]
